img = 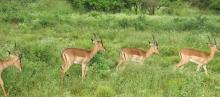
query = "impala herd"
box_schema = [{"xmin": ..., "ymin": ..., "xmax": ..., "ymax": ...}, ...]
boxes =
[{"xmin": 0, "ymin": 34, "xmax": 219, "ymax": 96}]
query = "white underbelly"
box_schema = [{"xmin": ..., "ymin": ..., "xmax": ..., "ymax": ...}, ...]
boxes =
[
  {"xmin": 189, "ymin": 57, "xmax": 204, "ymax": 64},
  {"xmin": 73, "ymin": 57, "xmax": 86, "ymax": 64},
  {"xmin": 189, "ymin": 58, "xmax": 198, "ymax": 63},
  {"xmin": 130, "ymin": 55, "xmax": 143, "ymax": 62}
]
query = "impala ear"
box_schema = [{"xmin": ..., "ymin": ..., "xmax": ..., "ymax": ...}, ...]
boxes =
[
  {"xmin": 214, "ymin": 37, "xmax": 217, "ymax": 45},
  {"xmin": 100, "ymin": 36, "xmax": 103, "ymax": 43},
  {"xmin": 93, "ymin": 33, "xmax": 98, "ymax": 40},
  {"xmin": 91, "ymin": 39, "xmax": 95, "ymax": 44}
]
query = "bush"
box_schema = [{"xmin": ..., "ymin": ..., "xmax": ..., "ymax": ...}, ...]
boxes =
[
  {"xmin": 31, "ymin": 15, "xmax": 59, "ymax": 29},
  {"xmin": 95, "ymin": 85, "xmax": 116, "ymax": 97},
  {"xmin": 172, "ymin": 16, "xmax": 208, "ymax": 31},
  {"xmin": 190, "ymin": 0, "xmax": 211, "ymax": 9},
  {"xmin": 158, "ymin": 7, "xmax": 174, "ymax": 15},
  {"xmin": 209, "ymin": 0, "xmax": 220, "ymax": 11},
  {"xmin": 90, "ymin": 53, "xmax": 110, "ymax": 78},
  {"xmin": 68, "ymin": 0, "xmax": 125, "ymax": 13},
  {"xmin": 133, "ymin": 15, "xmax": 149, "ymax": 31},
  {"xmin": 2, "ymin": 12, "xmax": 32, "ymax": 24},
  {"xmin": 118, "ymin": 18, "xmax": 130, "ymax": 28},
  {"xmin": 141, "ymin": 0, "xmax": 160, "ymax": 15},
  {"xmin": 21, "ymin": 43, "xmax": 59, "ymax": 65},
  {"xmin": 88, "ymin": 11, "xmax": 102, "ymax": 18},
  {"xmin": 117, "ymin": 15, "xmax": 150, "ymax": 30}
]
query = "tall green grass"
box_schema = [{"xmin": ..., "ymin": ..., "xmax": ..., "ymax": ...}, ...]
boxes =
[{"xmin": 0, "ymin": 0, "xmax": 220, "ymax": 97}]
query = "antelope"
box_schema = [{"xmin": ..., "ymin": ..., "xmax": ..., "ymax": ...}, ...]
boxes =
[
  {"xmin": 116, "ymin": 36, "xmax": 159, "ymax": 70},
  {"xmin": 0, "ymin": 51, "xmax": 22, "ymax": 97},
  {"xmin": 174, "ymin": 36, "xmax": 218, "ymax": 75},
  {"xmin": 61, "ymin": 34, "xmax": 106, "ymax": 80}
]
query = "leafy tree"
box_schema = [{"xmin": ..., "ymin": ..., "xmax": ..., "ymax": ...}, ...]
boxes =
[
  {"xmin": 67, "ymin": 0, "xmax": 125, "ymax": 12},
  {"xmin": 124, "ymin": 0, "xmax": 160, "ymax": 15},
  {"xmin": 66, "ymin": 0, "xmax": 220, "ymax": 14},
  {"xmin": 209, "ymin": 0, "xmax": 220, "ymax": 11},
  {"xmin": 190, "ymin": 0, "xmax": 211, "ymax": 9},
  {"xmin": 141, "ymin": 0, "xmax": 160, "ymax": 15}
]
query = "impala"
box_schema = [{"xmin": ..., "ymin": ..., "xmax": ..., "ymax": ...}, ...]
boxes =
[
  {"xmin": 61, "ymin": 34, "xmax": 106, "ymax": 80},
  {"xmin": 0, "ymin": 51, "xmax": 22, "ymax": 97},
  {"xmin": 174, "ymin": 36, "xmax": 218, "ymax": 75},
  {"xmin": 116, "ymin": 36, "xmax": 159, "ymax": 70}
]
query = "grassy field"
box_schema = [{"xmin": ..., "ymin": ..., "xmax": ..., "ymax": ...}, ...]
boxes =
[{"xmin": 1, "ymin": 0, "xmax": 220, "ymax": 97}]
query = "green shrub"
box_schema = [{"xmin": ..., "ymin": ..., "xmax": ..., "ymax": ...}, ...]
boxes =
[
  {"xmin": 118, "ymin": 15, "xmax": 149, "ymax": 31},
  {"xmin": 88, "ymin": 11, "xmax": 102, "ymax": 18},
  {"xmin": 31, "ymin": 15, "xmax": 59, "ymax": 29},
  {"xmin": 90, "ymin": 53, "xmax": 110, "ymax": 78},
  {"xmin": 158, "ymin": 7, "xmax": 174, "ymax": 15},
  {"xmin": 95, "ymin": 85, "xmax": 116, "ymax": 97},
  {"xmin": 2, "ymin": 12, "xmax": 32, "ymax": 24},
  {"xmin": 21, "ymin": 43, "xmax": 59, "ymax": 65},
  {"xmin": 38, "ymin": 18, "xmax": 56, "ymax": 28},
  {"xmin": 209, "ymin": 0, "xmax": 220, "ymax": 11},
  {"xmin": 68, "ymin": 0, "xmax": 125, "ymax": 13},
  {"xmin": 118, "ymin": 18, "xmax": 130, "ymax": 28},
  {"xmin": 133, "ymin": 15, "xmax": 149, "ymax": 31},
  {"xmin": 172, "ymin": 16, "xmax": 208, "ymax": 31}
]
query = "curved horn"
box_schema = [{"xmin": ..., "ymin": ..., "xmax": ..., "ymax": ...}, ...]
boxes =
[
  {"xmin": 99, "ymin": 34, "xmax": 103, "ymax": 42},
  {"xmin": 96, "ymin": 33, "xmax": 102, "ymax": 42},
  {"xmin": 14, "ymin": 43, "xmax": 17, "ymax": 50},
  {"xmin": 214, "ymin": 37, "xmax": 217, "ymax": 45},
  {"xmin": 208, "ymin": 35, "xmax": 212, "ymax": 44},
  {"xmin": 152, "ymin": 35, "xmax": 156, "ymax": 44},
  {"xmin": 93, "ymin": 33, "xmax": 98, "ymax": 39}
]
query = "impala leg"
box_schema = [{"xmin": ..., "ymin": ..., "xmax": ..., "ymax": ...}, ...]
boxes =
[
  {"xmin": 116, "ymin": 52, "xmax": 126, "ymax": 71},
  {"xmin": 174, "ymin": 59, "xmax": 189, "ymax": 71},
  {"xmin": 61, "ymin": 64, "xmax": 67, "ymax": 81},
  {"xmin": 116, "ymin": 60, "xmax": 124, "ymax": 71},
  {"xmin": 0, "ymin": 78, "xmax": 8, "ymax": 97},
  {"xmin": 140, "ymin": 59, "xmax": 145, "ymax": 65},
  {"xmin": 179, "ymin": 66, "xmax": 185, "ymax": 70},
  {"xmin": 61, "ymin": 63, "xmax": 72, "ymax": 80},
  {"xmin": 83, "ymin": 64, "xmax": 87, "ymax": 79},
  {"xmin": 203, "ymin": 65, "xmax": 208, "ymax": 75},
  {"xmin": 61, "ymin": 54, "xmax": 67, "ymax": 81},
  {"xmin": 82, "ymin": 64, "xmax": 87, "ymax": 80},
  {"xmin": 196, "ymin": 64, "xmax": 203, "ymax": 72},
  {"xmin": 61, "ymin": 65, "xmax": 65, "ymax": 81}
]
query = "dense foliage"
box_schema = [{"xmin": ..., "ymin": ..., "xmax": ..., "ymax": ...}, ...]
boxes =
[{"xmin": 67, "ymin": 0, "xmax": 220, "ymax": 14}]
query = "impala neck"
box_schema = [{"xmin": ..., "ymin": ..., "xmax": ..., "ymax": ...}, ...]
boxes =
[
  {"xmin": 0, "ymin": 57, "xmax": 16, "ymax": 71},
  {"xmin": 145, "ymin": 48, "xmax": 154, "ymax": 59},
  {"xmin": 89, "ymin": 45, "xmax": 99, "ymax": 59},
  {"xmin": 208, "ymin": 47, "xmax": 217, "ymax": 61}
]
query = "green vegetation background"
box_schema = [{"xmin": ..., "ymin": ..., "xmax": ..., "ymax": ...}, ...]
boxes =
[{"xmin": 0, "ymin": 0, "xmax": 220, "ymax": 97}]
